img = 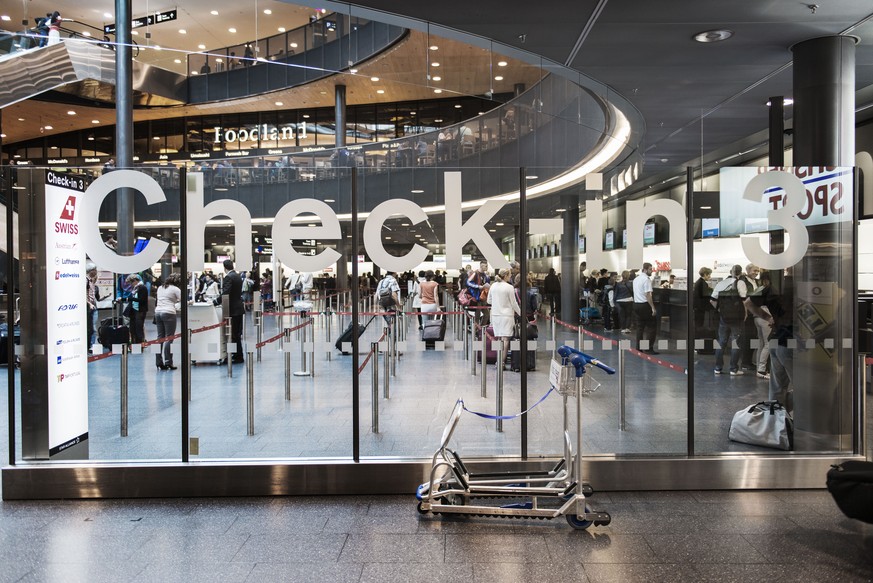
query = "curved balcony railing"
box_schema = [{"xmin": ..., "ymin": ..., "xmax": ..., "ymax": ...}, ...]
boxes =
[{"xmin": 186, "ymin": 15, "xmax": 405, "ymax": 103}]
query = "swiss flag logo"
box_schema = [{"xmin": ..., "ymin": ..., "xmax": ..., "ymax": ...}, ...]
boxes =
[{"xmin": 59, "ymin": 196, "xmax": 76, "ymax": 221}]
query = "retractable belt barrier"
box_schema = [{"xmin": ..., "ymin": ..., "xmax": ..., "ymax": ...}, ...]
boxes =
[
  {"xmin": 86, "ymin": 321, "xmax": 224, "ymax": 363},
  {"xmin": 255, "ymin": 318, "xmax": 312, "ymax": 349},
  {"xmin": 460, "ymin": 387, "xmax": 555, "ymax": 420}
]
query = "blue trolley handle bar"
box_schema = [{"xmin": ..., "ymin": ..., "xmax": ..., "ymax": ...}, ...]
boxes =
[{"xmin": 557, "ymin": 345, "xmax": 617, "ymax": 376}]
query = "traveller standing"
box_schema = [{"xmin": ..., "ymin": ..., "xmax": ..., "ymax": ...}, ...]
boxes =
[
  {"xmin": 419, "ymin": 270, "xmax": 440, "ymax": 321},
  {"xmin": 543, "ymin": 267, "xmax": 561, "ymax": 316},
  {"xmin": 710, "ymin": 264, "xmax": 751, "ymax": 375},
  {"xmin": 487, "ymin": 268, "xmax": 521, "ymax": 358},
  {"xmin": 693, "ymin": 266, "xmax": 716, "ymax": 352},
  {"xmin": 411, "ymin": 271, "xmax": 424, "ymax": 330},
  {"xmin": 466, "ymin": 260, "xmax": 490, "ymax": 305},
  {"xmin": 614, "ymin": 270, "xmax": 634, "ymax": 333},
  {"xmin": 632, "ymin": 262, "xmax": 658, "ymax": 354},
  {"xmin": 123, "ymin": 274, "xmax": 148, "ymax": 344},
  {"xmin": 154, "ymin": 273, "xmax": 182, "ymax": 370},
  {"xmin": 217, "ymin": 259, "xmax": 245, "ymax": 364},
  {"xmin": 85, "ymin": 264, "xmax": 103, "ymax": 352},
  {"xmin": 47, "ymin": 11, "xmax": 62, "ymax": 46},
  {"xmin": 375, "ymin": 271, "xmax": 401, "ymax": 326}
]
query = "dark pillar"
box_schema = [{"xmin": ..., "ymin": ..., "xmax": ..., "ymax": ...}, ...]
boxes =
[
  {"xmin": 335, "ymin": 231, "xmax": 348, "ymax": 293},
  {"xmin": 560, "ymin": 195, "xmax": 579, "ymax": 324},
  {"xmin": 790, "ymin": 35, "xmax": 856, "ymax": 449},
  {"xmin": 792, "ymin": 36, "xmax": 855, "ymax": 166},
  {"xmin": 514, "ymin": 83, "xmax": 525, "ymax": 97},
  {"xmin": 335, "ymin": 85, "xmax": 347, "ymax": 148},
  {"xmin": 768, "ymin": 96, "xmax": 785, "ymax": 167},
  {"xmin": 115, "ymin": 0, "xmax": 134, "ymax": 255}
]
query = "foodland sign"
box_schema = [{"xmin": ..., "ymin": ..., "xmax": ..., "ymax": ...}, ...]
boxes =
[{"xmin": 79, "ymin": 168, "xmax": 852, "ymax": 275}]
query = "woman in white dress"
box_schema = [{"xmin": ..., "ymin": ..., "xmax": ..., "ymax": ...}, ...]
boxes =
[
  {"xmin": 411, "ymin": 270, "xmax": 424, "ymax": 330},
  {"xmin": 487, "ymin": 268, "xmax": 520, "ymax": 357},
  {"xmin": 47, "ymin": 12, "xmax": 62, "ymax": 46}
]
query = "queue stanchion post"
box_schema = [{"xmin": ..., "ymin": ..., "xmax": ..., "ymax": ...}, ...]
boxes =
[
  {"xmin": 120, "ymin": 344, "xmax": 129, "ymax": 437},
  {"xmin": 225, "ymin": 317, "xmax": 233, "ymax": 378},
  {"xmin": 496, "ymin": 341, "xmax": 504, "ymax": 432},
  {"xmin": 383, "ymin": 328, "xmax": 390, "ymax": 399},
  {"xmin": 309, "ymin": 319, "xmax": 315, "ymax": 378},
  {"xmin": 481, "ymin": 323, "xmax": 488, "ymax": 398},
  {"xmin": 246, "ymin": 351, "xmax": 255, "ymax": 435},
  {"xmin": 256, "ymin": 311, "xmax": 263, "ymax": 362},
  {"xmin": 284, "ymin": 328, "xmax": 292, "ymax": 401},
  {"xmin": 371, "ymin": 342, "xmax": 379, "ymax": 433},
  {"xmin": 187, "ymin": 330, "xmax": 192, "ymax": 401},
  {"xmin": 294, "ymin": 312, "xmax": 310, "ymax": 377},
  {"xmin": 551, "ymin": 315, "xmax": 557, "ymax": 359},
  {"xmin": 619, "ymin": 346, "xmax": 627, "ymax": 431},
  {"xmin": 326, "ymin": 311, "xmax": 332, "ymax": 362}
]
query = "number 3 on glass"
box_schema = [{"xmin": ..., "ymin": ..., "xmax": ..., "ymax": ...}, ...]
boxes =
[{"xmin": 741, "ymin": 171, "xmax": 809, "ymax": 270}]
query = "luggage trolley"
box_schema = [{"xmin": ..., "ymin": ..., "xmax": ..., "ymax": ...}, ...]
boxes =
[{"xmin": 416, "ymin": 345, "xmax": 616, "ymax": 529}]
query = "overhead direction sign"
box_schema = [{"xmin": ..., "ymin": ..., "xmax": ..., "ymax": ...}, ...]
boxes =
[{"xmin": 103, "ymin": 9, "xmax": 177, "ymax": 35}]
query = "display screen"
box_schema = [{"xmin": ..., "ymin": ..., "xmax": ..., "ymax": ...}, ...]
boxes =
[
  {"xmin": 578, "ymin": 236, "xmax": 585, "ymax": 254},
  {"xmin": 702, "ymin": 218, "xmax": 720, "ymax": 238},
  {"xmin": 643, "ymin": 222, "xmax": 656, "ymax": 245},
  {"xmin": 604, "ymin": 230, "xmax": 614, "ymax": 250},
  {"xmin": 621, "ymin": 228, "xmax": 627, "ymax": 248}
]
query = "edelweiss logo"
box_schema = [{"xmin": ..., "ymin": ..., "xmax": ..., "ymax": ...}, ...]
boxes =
[
  {"xmin": 59, "ymin": 196, "xmax": 77, "ymax": 221},
  {"xmin": 55, "ymin": 272, "xmax": 81, "ymax": 280}
]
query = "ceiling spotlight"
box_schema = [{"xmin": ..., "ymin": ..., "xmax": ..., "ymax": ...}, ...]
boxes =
[
  {"xmin": 92, "ymin": 120, "xmax": 100, "ymax": 124},
  {"xmin": 264, "ymin": 9, "xmax": 272, "ymax": 14},
  {"xmin": 429, "ymin": 45, "xmax": 438, "ymax": 51},
  {"xmin": 228, "ymin": 27, "xmax": 237, "ymax": 33},
  {"xmin": 83, "ymin": 31, "xmax": 91, "ymax": 37},
  {"xmin": 495, "ymin": 222, "xmax": 504, "ymax": 226},
  {"xmin": 324, "ymin": 199, "xmax": 335, "ymax": 203},
  {"xmin": 198, "ymin": 44, "xmax": 206, "ymax": 49},
  {"xmin": 131, "ymin": 31, "xmax": 139, "ymax": 36},
  {"xmin": 211, "ymin": 10, "xmax": 219, "ymax": 16},
  {"xmin": 411, "ymin": 189, "xmax": 424, "ymax": 194},
  {"xmin": 434, "ymin": 89, "xmax": 443, "ymax": 94},
  {"xmin": 290, "ymin": 42, "xmax": 298, "ymax": 48},
  {"xmin": 556, "ymin": 208, "xmax": 567, "ymax": 212},
  {"xmin": 370, "ymin": 76, "xmax": 379, "ymax": 82},
  {"xmin": 174, "ymin": 59, "xmax": 181, "ymax": 64},
  {"xmin": 497, "ymin": 61, "xmax": 508, "ymax": 67},
  {"xmin": 278, "ymin": 27, "xmax": 286, "ymax": 32},
  {"xmin": 44, "ymin": 125, "xmax": 53, "ymax": 130},
  {"xmin": 432, "ymin": 76, "xmax": 441, "ymax": 81},
  {"xmin": 494, "ymin": 75, "xmax": 504, "ymax": 81},
  {"xmin": 376, "ymin": 89, "xmax": 385, "ymax": 94},
  {"xmin": 431, "ymin": 62, "xmax": 440, "ymax": 67},
  {"xmin": 275, "ymin": 101, "xmax": 284, "ymax": 106},
  {"xmin": 350, "ymin": 68, "xmax": 358, "ymax": 73},
  {"xmin": 525, "ymin": 175, "xmax": 538, "ymax": 180},
  {"xmin": 693, "ymin": 29, "xmax": 734, "ymax": 43},
  {"xmin": 302, "ymin": 114, "xmax": 310, "ymax": 119},
  {"xmin": 66, "ymin": 110, "xmax": 76, "ymax": 116},
  {"xmin": 0, "ymin": 16, "xmax": 10, "ymax": 22},
  {"xmin": 454, "ymin": 104, "xmax": 462, "ymax": 108},
  {"xmin": 178, "ymin": 29, "xmax": 187, "ymax": 34}
]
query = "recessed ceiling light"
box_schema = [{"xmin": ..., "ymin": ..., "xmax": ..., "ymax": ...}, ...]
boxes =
[
  {"xmin": 0, "ymin": 16, "xmax": 10, "ymax": 22},
  {"xmin": 434, "ymin": 89, "xmax": 442, "ymax": 94},
  {"xmin": 302, "ymin": 114, "xmax": 310, "ymax": 119},
  {"xmin": 17, "ymin": 118, "xmax": 24, "ymax": 121},
  {"xmin": 556, "ymin": 208, "xmax": 567, "ymax": 212},
  {"xmin": 264, "ymin": 9, "xmax": 272, "ymax": 14},
  {"xmin": 211, "ymin": 10, "xmax": 219, "ymax": 16},
  {"xmin": 495, "ymin": 222, "xmax": 504, "ymax": 226},
  {"xmin": 431, "ymin": 62, "xmax": 440, "ymax": 67},
  {"xmin": 178, "ymin": 29, "xmax": 187, "ymax": 34},
  {"xmin": 454, "ymin": 104, "xmax": 462, "ymax": 109},
  {"xmin": 497, "ymin": 61, "xmax": 508, "ymax": 67},
  {"xmin": 92, "ymin": 120, "xmax": 100, "ymax": 124},
  {"xmin": 385, "ymin": 236, "xmax": 392, "ymax": 240},
  {"xmin": 131, "ymin": 31, "xmax": 139, "ymax": 36},
  {"xmin": 278, "ymin": 27, "xmax": 286, "ymax": 32},
  {"xmin": 350, "ymin": 68, "xmax": 358, "ymax": 73},
  {"xmin": 198, "ymin": 44, "xmax": 206, "ymax": 49},
  {"xmin": 432, "ymin": 76, "xmax": 441, "ymax": 81},
  {"xmin": 660, "ymin": 158, "xmax": 669, "ymax": 163},
  {"xmin": 228, "ymin": 27, "xmax": 237, "ymax": 33},
  {"xmin": 215, "ymin": 58, "xmax": 223, "ymax": 63},
  {"xmin": 103, "ymin": 12, "xmax": 112, "ymax": 19},
  {"xmin": 50, "ymin": 146, "xmax": 58, "ymax": 150},
  {"xmin": 525, "ymin": 175, "xmax": 538, "ymax": 180},
  {"xmin": 325, "ymin": 199, "xmax": 335, "ymax": 203},
  {"xmin": 275, "ymin": 101, "xmax": 284, "ymax": 106},
  {"xmin": 0, "ymin": 133, "xmax": 5, "ymax": 138},
  {"xmin": 693, "ymin": 29, "xmax": 733, "ymax": 43},
  {"xmin": 191, "ymin": 71, "xmax": 198, "ymax": 75},
  {"xmin": 370, "ymin": 76, "xmax": 379, "ymax": 82},
  {"xmin": 87, "ymin": 136, "xmax": 94, "ymax": 141},
  {"xmin": 44, "ymin": 125, "xmax": 53, "ymax": 130},
  {"xmin": 489, "ymin": 229, "xmax": 496, "ymax": 233},
  {"xmin": 174, "ymin": 59, "xmax": 181, "ymax": 63},
  {"xmin": 434, "ymin": 119, "xmax": 443, "ymax": 123},
  {"xmin": 83, "ymin": 31, "xmax": 91, "ymax": 37},
  {"xmin": 67, "ymin": 110, "xmax": 76, "ymax": 115},
  {"xmin": 478, "ymin": 112, "xmax": 485, "ymax": 115},
  {"xmin": 411, "ymin": 189, "xmax": 424, "ymax": 193},
  {"xmin": 290, "ymin": 42, "xmax": 298, "ymax": 48},
  {"xmin": 376, "ymin": 89, "xmax": 385, "ymax": 94},
  {"xmin": 401, "ymin": 223, "xmax": 410, "ymax": 227},
  {"xmin": 429, "ymin": 45, "xmax": 438, "ymax": 50},
  {"xmin": 153, "ymin": 136, "xmax": 161, "ymax": 140},
  {"xmin": 700, "ymin": 206, "xmax": 712, "ymax": 210},
  {"xmin": 494, "ymin": 75, "xmax": 504, "ymax": 81}
]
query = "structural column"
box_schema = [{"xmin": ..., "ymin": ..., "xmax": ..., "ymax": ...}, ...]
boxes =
[
  {"xmin": 115, "ymin": 0, "xmax": 134, "ymax": 255},
  {"xmin": 560, "ymin": 195, "xmax": 579, "ymax": 324},
  {"xmin": 335, "ymin": 85, "xmax": 347, "ymax": 148},
  {"xmin": 790, "ymin": 35, "xmax": 856, "ymax": 448}
]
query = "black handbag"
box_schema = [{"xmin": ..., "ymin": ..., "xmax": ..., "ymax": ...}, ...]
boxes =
[{"xmin": 826, "ymin": 461, "xmax": 873, "ymax": 524}]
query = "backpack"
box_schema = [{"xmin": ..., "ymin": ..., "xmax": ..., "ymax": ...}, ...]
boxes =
[
  {"xmin": 378, "ymin": 279, "xmax": 395, "ymax": 309},
  {"xmin": 717, "ymin": 278, "xmax": 746, "ymax": 321}
]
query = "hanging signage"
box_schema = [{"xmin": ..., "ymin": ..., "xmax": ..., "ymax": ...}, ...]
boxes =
[
  {"xmin": 103, "ymin": 9, "xmax": 178, "ymax": 34},
  {"xmin": 44, "ymin": 171, "xmax": 89, "ymax": 457}
]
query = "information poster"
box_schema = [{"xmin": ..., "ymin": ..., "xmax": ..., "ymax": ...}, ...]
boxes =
[{"xmin": 44, "ymin": 171, "xmax": 89, "ymax": 457}]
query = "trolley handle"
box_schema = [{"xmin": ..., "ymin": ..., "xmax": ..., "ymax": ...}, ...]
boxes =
[{"xmin": 557, "ymin": 345, "xmax": 617, "ymax": 375}]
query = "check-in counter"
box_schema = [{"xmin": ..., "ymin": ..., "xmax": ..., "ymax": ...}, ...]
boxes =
[
  {"xmin": 652, "ymin": 288, "xmax": 689, "ymax": 338},
  {"xmin": 188, "ymin": 302, "xmax": 225, "ymax": 363}
]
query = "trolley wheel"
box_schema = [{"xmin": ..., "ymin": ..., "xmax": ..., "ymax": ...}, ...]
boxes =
[
  {"xmin": 417, "ymin": 501, "xmax": 429, "ymax": 515},
  {"xmin": 566, "ymin": 507, "xmax": 593, "ymax": 530}
]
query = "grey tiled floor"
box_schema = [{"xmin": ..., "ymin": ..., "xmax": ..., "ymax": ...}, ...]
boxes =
[{"xmin": 0, "ymin": 490, "xmax": 870, "ymax": 582}]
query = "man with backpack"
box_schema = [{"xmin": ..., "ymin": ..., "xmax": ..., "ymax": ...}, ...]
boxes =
[
  {"xmin": 710, "ymin": 264, "xmax": 769, "ymax": 375},
  {"xmin": 375, "ymin": 271, "xmax": 401, "ymax": 325}
]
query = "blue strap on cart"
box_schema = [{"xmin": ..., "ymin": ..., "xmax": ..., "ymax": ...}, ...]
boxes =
[{"xmin": 460, "ymin": 387, "xmax": 555, "ymax": 420}]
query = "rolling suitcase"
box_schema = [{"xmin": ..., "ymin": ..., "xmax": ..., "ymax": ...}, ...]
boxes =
[
  {"xmin": 510, "ymin": 348, "xmax": 537, "ymax": 372},
  {"xmin": 826, "ymin": 461, "xmax": 873, "ymax": 524},
  {"xmin": 476, "ymin": 325, "xmax": 498, "ymax": 364},
  {"xmin": 98, "ymin": 304, "xmax": 130, "ymax": 349},
  {"xmin": 422, "ymin": 317, "xmax": 447, "ymax": 348},
  {"xmin": 335, "ymin": 316, "xmax": 377, "ymax": 354}
]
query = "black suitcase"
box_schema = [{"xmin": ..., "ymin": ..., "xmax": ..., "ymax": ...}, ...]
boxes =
[
  {"xmin": 422, "ymin": 318, "xmax": 446, "ymax": 347},
  {"xmin": 826, "ymin": 461, "xmax": 873, "ymax": 524},
  {"xmin": 335, "ymin": 316, "xmax": 376, "ymax": 354},
  {"xmin": 510, "ymin": 349, "xmax": 536, "ymax": 372},
  {"xmin": 98, "ymin": 304, "xmax": 130, "ymax": 349}
]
